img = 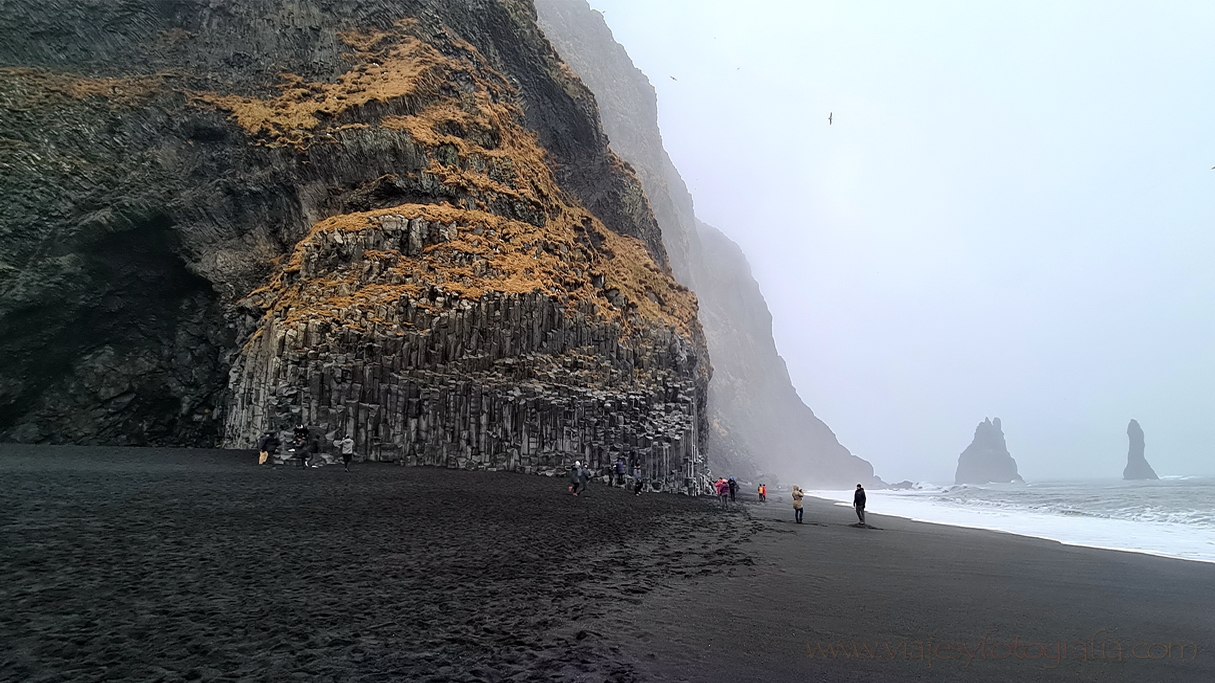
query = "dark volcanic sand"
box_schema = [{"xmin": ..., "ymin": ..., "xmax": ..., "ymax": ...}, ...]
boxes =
[
  {"xmin": 4, "ymin": 447, "xmax": 1213, "ymax": 682},
  {"xmin": 610, "ymin": 496, "xmax": 1215, "ymax": 682},
  {"xmin": 0, "ymin": 446, "xmax": 751, "ymax": 682}
]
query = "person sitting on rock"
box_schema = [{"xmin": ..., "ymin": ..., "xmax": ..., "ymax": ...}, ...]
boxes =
[{"xmin": 792, "ymin": 486, "xmax": 805, "ymax": 524}]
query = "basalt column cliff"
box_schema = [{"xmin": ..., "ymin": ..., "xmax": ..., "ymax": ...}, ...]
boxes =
[{"xmin": 0, "ymin": 1, "xmax": 709, "ymax": 485}]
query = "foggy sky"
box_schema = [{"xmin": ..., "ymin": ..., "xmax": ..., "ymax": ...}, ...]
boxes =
[{"xmin": 586, "ymin": 0, "xmax": 1215, "ymax": 482}]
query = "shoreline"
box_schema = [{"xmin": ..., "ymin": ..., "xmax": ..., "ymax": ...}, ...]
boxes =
[
  {"xmin": 804, "ymin": 489, "xmax": 1215, "ymax": 565},
  {"xmin": 616, "ymin": 496, "xmax": 1215, "ymax": 682}
]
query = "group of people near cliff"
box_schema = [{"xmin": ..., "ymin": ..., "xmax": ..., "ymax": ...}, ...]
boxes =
[
  {"xmin": 255, "ymin": 426, "xmax": 357, "ymax": 472},
  {"xmin": 713, "ymin": 477, "xmax": 738, "ymax": 506},
  {"xmin": 566, "ymin": 460, "xmax": 870, "ymax": 526},
  {"xmin": 790, "ymin": 483, "xmax": 867, "ymax": 526},
  {"xmin": 568, "ymin": 456, "xmax": 646, "ymax": 496}
]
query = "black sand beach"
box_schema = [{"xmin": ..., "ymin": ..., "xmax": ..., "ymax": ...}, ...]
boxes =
[
  {"xmin": 1, "ymin": 446, "xmax": 751, "ymax": 682},
  {"xmin": 2, "ymin": 446, "xmax": 1212, "ymax": 682},
  {"xmin": 609, "ymin": 497, "xmax": 1215, "ymax": 682}
]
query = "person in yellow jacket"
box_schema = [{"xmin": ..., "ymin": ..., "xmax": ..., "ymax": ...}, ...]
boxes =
[{"xmin": 791, "ymin": 486, "xmax": 805, "ymax": 524}]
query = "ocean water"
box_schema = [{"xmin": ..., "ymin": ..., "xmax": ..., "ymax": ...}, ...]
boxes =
[{"xmin": 809, "ymin": 477, "xmax": 1215, "ymax": 564}]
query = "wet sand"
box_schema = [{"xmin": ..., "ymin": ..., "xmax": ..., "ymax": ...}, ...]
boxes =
[
  {"xmin": 3, "ymin": 446, "xmax": 1212, "ymax": 682},
  {"xmin": 604, "ymin": 495, "xmax": 1215, "ymax": 682}
]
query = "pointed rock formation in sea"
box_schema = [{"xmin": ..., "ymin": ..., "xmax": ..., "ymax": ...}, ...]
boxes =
[
  {"xmin": 1123, "ymin": 419, "xmax": 1159, "ymax": 480},
  {"xmin": 955, "ymin": 417, "xmax": 1023, "ymax": 484}
]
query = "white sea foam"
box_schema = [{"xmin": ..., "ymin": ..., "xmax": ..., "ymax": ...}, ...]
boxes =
[{"xmin": 808, "ymin": 477, "xmax": 1215, "ymax": 563}]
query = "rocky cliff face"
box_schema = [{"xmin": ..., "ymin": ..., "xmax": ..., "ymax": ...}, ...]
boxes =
[
  {"xmin": 955, "ymin": 417, "xmax": 1023, "ymax": 485},
  {"xmin": 692, "ymin": 221, "xmax": 872, "ymax": 485},
  {"xmin": 1123, "ymin": 419, "xmax": 1159, "ymax": 480},
  {"xmin": 0, "ymin": 0, "xmax": 709, "ymax": 485},
  {"xmin": 534, "ymin": 0, "xmax": 875, "ymax": 485}
]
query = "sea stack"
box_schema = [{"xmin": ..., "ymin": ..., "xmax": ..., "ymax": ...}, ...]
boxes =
[
  {"xmin": 955, "ymin": 417, "xmax": 1023, "ymax": 485},
  {"xmin": 1123, "ymin": 419, "xmax": 1159, "ymax": 480}
]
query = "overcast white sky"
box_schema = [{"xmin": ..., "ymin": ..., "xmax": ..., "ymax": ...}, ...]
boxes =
[{"xmin": 587, "ymin": 0, "xmax": 1215, "ymax": 482}]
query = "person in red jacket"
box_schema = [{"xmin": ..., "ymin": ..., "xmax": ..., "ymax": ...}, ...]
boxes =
[{"xmin": 715, "ymin": 478, "xmax": 730, "ymax": 506}]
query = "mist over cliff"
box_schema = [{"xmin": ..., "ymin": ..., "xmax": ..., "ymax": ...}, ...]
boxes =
[{"xmin": 535, "ymin": 0, "xmax": 875, "ymax": 486}]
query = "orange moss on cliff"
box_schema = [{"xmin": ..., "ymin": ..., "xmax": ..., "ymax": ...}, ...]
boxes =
[
  {"xmin": 0, "ymin": 68, "xmax": 171, "ymax": 108},
  {"xmin": 194, "ymin": 36, "xmax": 443, "ymax": 147},
  {"xmin": 3, "ymin": 20, "xmax": 696, "ymax": 342},
  {"xmin": 187, "ymin": 19, "xmax": 697, "ymax": 340},
  {"xmin": 263, "ymin": 197, "xmax": 696, "ymax": 339}
]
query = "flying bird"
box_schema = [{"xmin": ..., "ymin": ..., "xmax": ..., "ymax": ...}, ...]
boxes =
[
  {"xmin": 828, "ymin": 112, "xmax": 833, "ymax": 125},
  {"xmin": 669, "ymin": 76, "xmax": 677, "ymax": 81}
]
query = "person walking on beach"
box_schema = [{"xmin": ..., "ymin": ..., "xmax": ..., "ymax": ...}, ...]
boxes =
[
  {"xmin": 854, "ymin": 483, "xmax": 867, "ymax": 525},
  {"xmin": 757, "ymin": 483, "xmax": 767, "ymax": 502},
  {"xmin": 290, "ymin": 425, "xmax": 310, "ymax": 468},
  {"xmin": 333, "ymin": 434, "xmax": 356, "ymax": 472},
  {"xmin": 309, "ymin": 433, "xmax": 324, "ymax": 467},
  {"xmin": 715, "ymin": 478, "xmax": 730, "ymax": 507},
  {"xmin": 569, "ymin": 461, "xmax": 588, "ymax": 496},
  {"xmin": 294, "ymin": 439, "xmax": 310, "ymax": 469},
  {"xmin": 792, "ymin": 486, "xmax": 805, "ymax": 524},
  {"xmin": 727, "ymin": 477, "xmax": 738, "ymax": 503}
]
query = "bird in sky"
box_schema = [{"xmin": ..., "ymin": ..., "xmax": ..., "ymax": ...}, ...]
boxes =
[
  {"xmin": 670, "ymin": 76, "xmax": 677, "ymax": 81},
  {"xmin": 828, "ymin": 112, "xmax": 833, "ymax": 125}
]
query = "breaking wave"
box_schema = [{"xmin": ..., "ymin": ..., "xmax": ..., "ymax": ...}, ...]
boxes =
[{"xmin": 809, "ymin": 477, "xmax": 1215, "ymax": 563}]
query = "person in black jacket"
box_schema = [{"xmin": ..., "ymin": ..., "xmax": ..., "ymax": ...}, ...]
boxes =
[
  {"xmin": 614, "ymin": 457, "xmax": 627, "ymax": 487},
  {"xmin": 256, "ymin": 432, "xmax": 281, "ymax": 466},
  {"xmin": 292, "ymin": 432, "xmax": 311, "ymax": 469},
  {"xmin": 727, "ymin": 478, "xmax": 738, "ymax": 503},
  {"xmin": 854, "ymin": 484, "xmax": 867, "ymax": 525},
  {"xmin": 568, "ymin": 461, "xmax": 589, "ymax": 496}
]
